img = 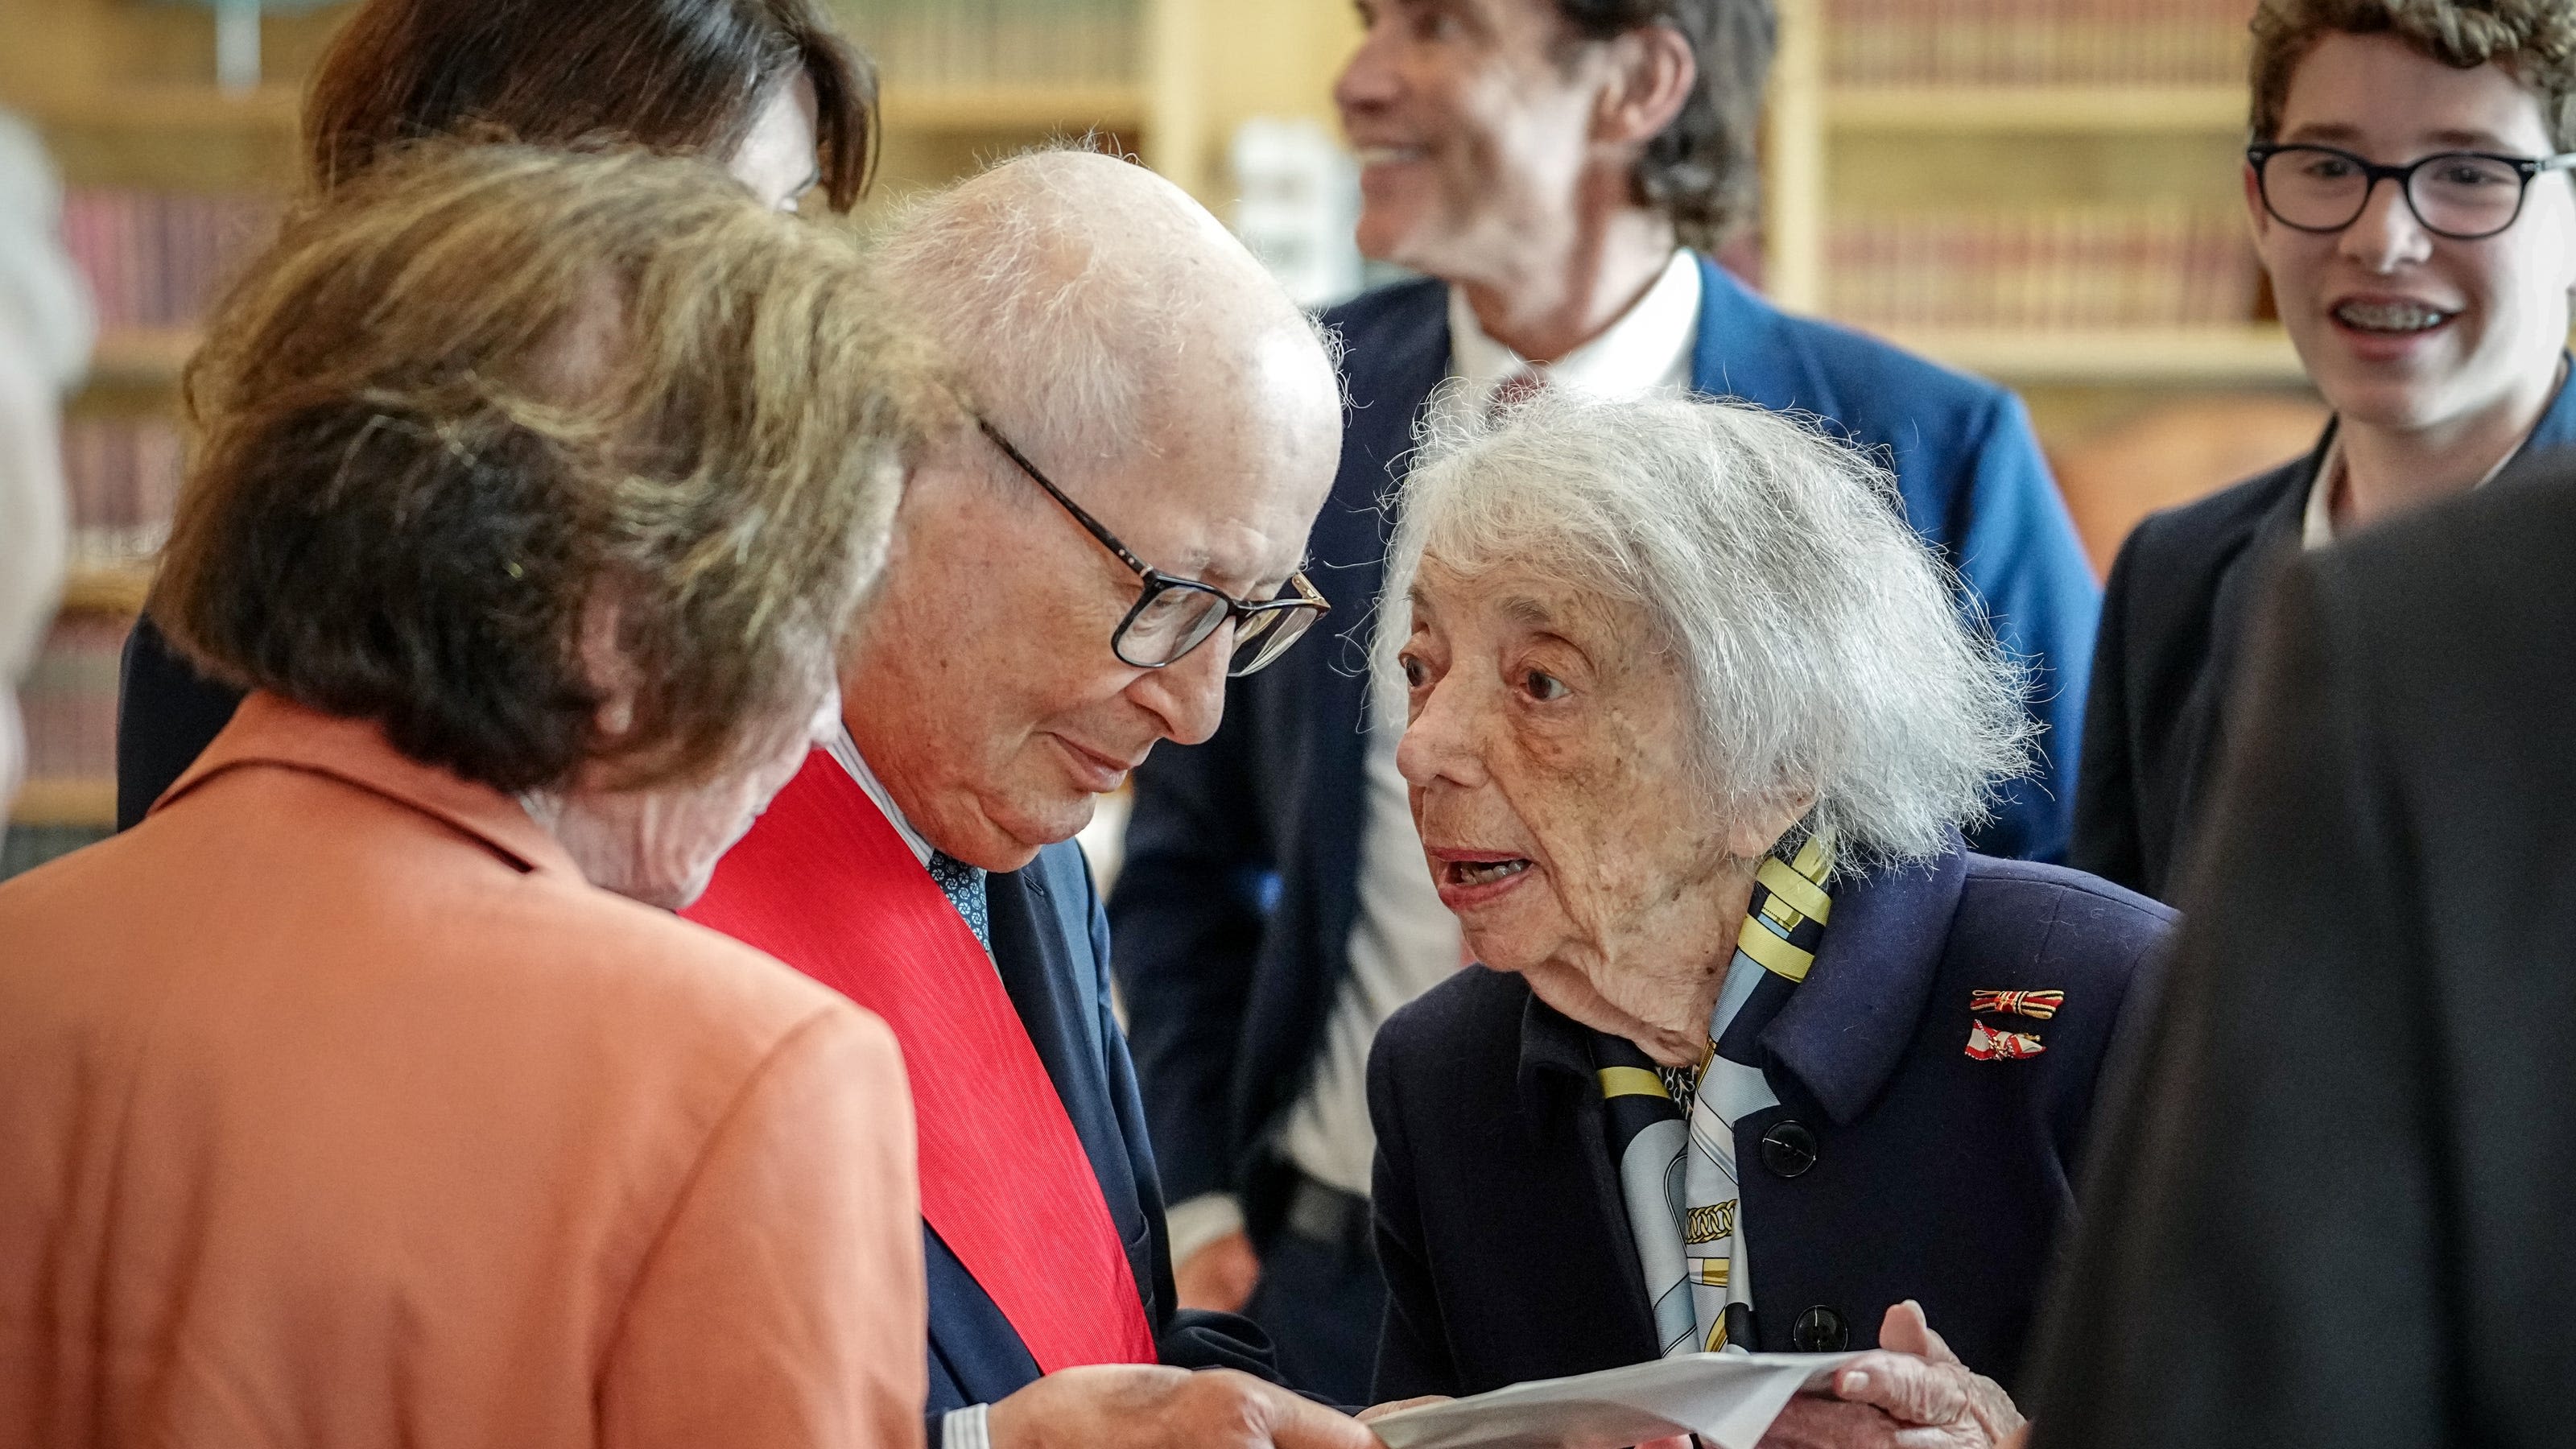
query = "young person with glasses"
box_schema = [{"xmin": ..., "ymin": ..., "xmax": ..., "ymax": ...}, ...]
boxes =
[{"xmin": 2070, "ymin": 0, "xmax": 2576, "ymax": 902}]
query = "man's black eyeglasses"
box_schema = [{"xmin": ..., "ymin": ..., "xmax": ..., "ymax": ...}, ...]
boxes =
[
  {"xmin": 2248, "ymin": 142, "xmax": 2576, "ymax": 241},
  {"xmin": 976, "ymin": 417, "xmax": 1329, "ymax": 677}
]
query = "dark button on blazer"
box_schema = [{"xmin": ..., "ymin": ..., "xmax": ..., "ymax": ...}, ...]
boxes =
[{"xmin": 1366, "ymin": 839, "xmax": 2172, "ymax": 1402}]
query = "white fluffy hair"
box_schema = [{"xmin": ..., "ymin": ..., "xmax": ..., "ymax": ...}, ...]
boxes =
[
  {"xmin": 1377, "ymin": 389, "xmax": 2033, "ymax": 870},
  {"xmin": 864, "ymin": 145, "xmax": 1338, "ymax": 481},
  {"xmin": 0, "ymin": 112, "xmax": 87, "ymax": 687}
]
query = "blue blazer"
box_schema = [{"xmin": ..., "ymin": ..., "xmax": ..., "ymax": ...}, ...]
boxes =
[
  {"xmin": 927, "ymin": 840, "xmax": 1274, "ymax": 1431},
  {"xmin": 1113, "ymin": 258, "xmax": 2103, "ymax": 1229},
  {"xmin": 1367, "ymin": 841, "xmax": 2173, "ymax": 1400}
]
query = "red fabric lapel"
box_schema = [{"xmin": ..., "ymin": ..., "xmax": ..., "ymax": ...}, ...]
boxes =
[{"xmin": 686, "ymin": 749, "xmax": 1158, "ymax": 1373}]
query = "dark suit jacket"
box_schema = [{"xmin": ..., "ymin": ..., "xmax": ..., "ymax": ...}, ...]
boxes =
[
  {"xmin": 1113, "ymin": 258, "xmax": 2103, "ymax": 1235},
  {"xmin": 2027, "ymin": 456, "xmax": 2576, "ymax": 1449},
  {"xmin": 902, "ymin": 840, "xmax": 1275, "ymax": 1433},
  {"xmin": 1367, "ymin": 840, "xmax": 2171, "ymax": 1402},
  {"xmin": 2070, "ymin": 365, "xmax": 2576, "ymax": 900}
]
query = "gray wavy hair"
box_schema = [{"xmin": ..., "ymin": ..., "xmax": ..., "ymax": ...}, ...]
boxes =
[{"xmin": 1377, "ymin": 390, "xmax": 2032, "ymax": 870}]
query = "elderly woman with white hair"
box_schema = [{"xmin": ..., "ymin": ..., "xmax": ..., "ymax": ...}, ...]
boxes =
[{"xmin": 1363, "ymin": 393, "xmax": 2169, "ymax": 1443}]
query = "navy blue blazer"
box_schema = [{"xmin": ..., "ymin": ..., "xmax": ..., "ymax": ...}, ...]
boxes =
[
  {"xmin": 1113, "ymin": 258, "xmax": 2104, "ymax": 1229},
  {"xmin": 1366, "ymin": 841, "xmax": 2171, "ymax": 1401},
  {"xmin": 2071, "ymin": 363, "xmax": 2576, "ymax": 900},
  {"xmin": 875, "ymin": 842, "xmax": 1278, "ymax": 1433}
]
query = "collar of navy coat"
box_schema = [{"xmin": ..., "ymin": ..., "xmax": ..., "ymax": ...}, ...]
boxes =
[{"xmin": 1513, "ymin": 831, "xmax": 1971, "ymax": 1132}]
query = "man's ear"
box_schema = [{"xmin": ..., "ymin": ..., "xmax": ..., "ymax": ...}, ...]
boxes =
[
  {"xmin": 1594, "ymin": 22, "xmax": 1698, "ymax": 149},
  {"xmin": 577, "ymin": 587, "xmax": 643, "ymax": 742}
]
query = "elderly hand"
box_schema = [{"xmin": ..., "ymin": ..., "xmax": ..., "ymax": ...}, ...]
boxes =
[
  {"xmin": 984, "ymin": 1364, "xmax": 1378, "ymax": 1449},
  {"xmin": 1755, "ymin": 1302, "xmax": 2024, "ymax": 1449}
]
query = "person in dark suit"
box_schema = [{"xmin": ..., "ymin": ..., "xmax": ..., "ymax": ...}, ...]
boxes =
[
  {"xmin": 1111, "ymin": 0, "xmax": 2101, "ymax": 1402},
  {"xmin": 113, "ymin": 0, "xmax": 881, "ymax": 830},
  {"xmin": 2024, "ymin": 446, "xmax": 2576, "ymax": 1449},
  {"xmin": 687, "ymin": 153, "xmax": 1373, "ymax": 1449},
  {"xmin": 1363, "ymin": 394, "xmax": 2163, "ymax": 1447},
  {"xmin": 2070, "ymin": 0, "xmax": 2576, "ymax": 900}
]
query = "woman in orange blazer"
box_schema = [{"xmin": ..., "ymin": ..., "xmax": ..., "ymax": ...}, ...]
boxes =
[{"xmin": 0, "ymin": 144, "xmax": 926, "ymax": 1449}]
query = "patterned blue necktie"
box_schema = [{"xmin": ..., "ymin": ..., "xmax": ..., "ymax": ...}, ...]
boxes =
[{"xmin": 926, "ymin": 851, "xmax": 991, "ymax": 953}]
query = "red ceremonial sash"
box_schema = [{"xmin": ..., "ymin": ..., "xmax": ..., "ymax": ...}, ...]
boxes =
[{"xmin": 685, "ymin": 749, "xmax": 1158, "ymax": 1373}]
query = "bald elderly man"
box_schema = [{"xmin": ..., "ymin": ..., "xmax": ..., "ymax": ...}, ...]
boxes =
[{"xmin": 684, "ymin": 152, "xmax": 1370, "ymax": 1449}]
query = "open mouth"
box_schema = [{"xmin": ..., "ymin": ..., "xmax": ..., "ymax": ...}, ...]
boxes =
[
  {"xmin": 2333, "ymin": 299, "xmax": 2454, "ymax": 335},
  {"xmin": 1354, "ymin": 145, "xmax": 1427, "ymax": 167},
  {"xmin": 1444, "ymin": 857, "xmax": 1531, "ymax": 888}
]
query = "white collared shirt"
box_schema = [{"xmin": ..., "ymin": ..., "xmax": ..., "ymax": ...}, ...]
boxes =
[
  {"xmin": 2302, "ymin": 426, "xmax": 2533, "ymax": 551},
  {"xmin": 1435, "ymin": 246, "xmax": 1704, "ymax": 430},
  {"xmin": 825, "ymin": 725, "xmax": 933, "ymax": 866}
]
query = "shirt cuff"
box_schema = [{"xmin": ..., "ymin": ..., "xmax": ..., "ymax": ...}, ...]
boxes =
[
  {"xmin": 942, "ymin": 1405, "xmax": 992, "ymax": 1449},
  {"xmin": 1166, "ymin": 1191, "xmax": 1247, "ymax": 1269}
]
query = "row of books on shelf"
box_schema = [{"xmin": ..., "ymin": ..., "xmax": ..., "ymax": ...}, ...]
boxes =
[
  {"xmin": 61, "ymin": 188, "xmax": 279, "ymax": 334},
  {"xmin": 1827, "ymin": 207, "xmax": 2261, "ymax": 332},
  {"xmin": 60, "ymin": 417, "xmax": 183, "ymax": 572},
  {"xmin": 1824, "ymin": 0, "xmax": 2254, "ymax": 88},
  {"xmin": 835, "ymin": 0, "xmax": 1141, "ymax": 89},
  {"xmin": 17, "ymin": 616, "xmax": 122, "ymax": 795}
]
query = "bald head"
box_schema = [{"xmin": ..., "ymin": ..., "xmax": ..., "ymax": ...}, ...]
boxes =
[
  {"xmin": 871, "ymin": 149, "xmax": 1338, "ymax": 479},
  {"xmin": 844, "ymin": 149, "xmax": 1347, "ymax": 870}
]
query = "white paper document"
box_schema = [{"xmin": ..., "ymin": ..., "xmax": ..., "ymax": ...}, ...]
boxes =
[{"xmin": 1368, "ymin": 1352, "xmax": 1862, "ymax": 1449}]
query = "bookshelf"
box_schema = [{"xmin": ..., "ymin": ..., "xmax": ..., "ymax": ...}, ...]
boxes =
[{"xmin": 1764, "ymin": 0, "xmax": 2297, "ymax": 389}]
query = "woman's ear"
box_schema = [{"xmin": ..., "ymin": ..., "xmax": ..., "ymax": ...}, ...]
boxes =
[
  {"xmin": 1594, "ymin": 22, "xmax": 1698, "ymax": 150},
  {"xmin": 577, "ymin": 588, "xmax": 642, "ymax": 742},
  {"xmin": 1728, "ymin": 791, "xmax": 1818, "ymax": 861}
]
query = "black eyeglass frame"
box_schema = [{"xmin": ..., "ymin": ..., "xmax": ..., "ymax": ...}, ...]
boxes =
[
  {"xmin": 974, "ymin": 417, "xmax": 1329, "ymax": 676},
  {"xmin": 2247, "ymin": 141, "xmax": 2576, "ymax": 241}
]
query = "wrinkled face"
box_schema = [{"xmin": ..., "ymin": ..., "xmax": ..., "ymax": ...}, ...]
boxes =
[
  {"xmin": 1394, "ymin": 555, "xmax": 1792, "ymax": 1045},
  {"xmin": 730, "ymin": 72, "xmax": 823, "ymax": 213},
  {"xmin": 1336, "ymin": 0, "xmax": 1613, "ymax": 277},
  {"xmin": 842, "ymin": 326, "xmax": 1341, "ymax": 871},
  {"xmin": 551, "ymin": 681, "xmax": 840, "ymax": 910},
  {"xmin": 2251, "ymin": 32, "xmax": 2576, "ymax": 434}
]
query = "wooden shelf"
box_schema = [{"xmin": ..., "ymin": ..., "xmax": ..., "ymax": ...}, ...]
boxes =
[
  {"xmin": 58, "ymin": 564, "xmax": 154, "ymax": 616},
  {"xmin": 1827, "ymin": 86, "xmax": 2247, "ymax": 135},
  {"xmin": 1880, "ymin": 326, "xmax": 2306, "ymax": 385},
  {"xmin": 85, "ymin": 328, "xmax": 202, "ymax": 390},
  {"xmin": 880, "ymin": 83, "xmax": 1148, "ymax": 134},
  {"xmin": 11, "ymin": 778, "xmax": 117, "ymax": 830},
  {"xmin": 20, "ymin": 84, "xmax": 303, "ymax": 132}
]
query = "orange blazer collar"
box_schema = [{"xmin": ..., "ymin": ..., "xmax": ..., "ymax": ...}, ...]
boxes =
[{"xmin": 154, "ymin": 691, "xmax": 579, "ymax": 879}]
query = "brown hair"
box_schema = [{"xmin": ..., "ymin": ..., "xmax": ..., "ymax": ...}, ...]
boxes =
[
  {"xmin": 156, "ymin": 143, "xmax": 928, "ymax": 793},
  {"xmin": 2250, "ymin": 0, "xmax": 2576, "ymax": 150},
  {"xmin": 305, "ymin": 0, "xmax": 877, "ymax": 209},
  {"xmin": 1555, "ymin": 0, "xmax": 1776, "ymax": 250}
]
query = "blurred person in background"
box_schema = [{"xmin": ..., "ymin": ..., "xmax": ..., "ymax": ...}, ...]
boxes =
[
  {"xmin": 2071, "ymin": 0, "xmax": 2576, "ymax": 901},
  {"xmin": 2030, "ymin": 454, "xmax": 2576, "ymax": 1449},
  {"xmin": 114, "ymin": 0, "xmax": 877, "ymax": 829},
  {"xmin": 0, "ymin": 110, "xmax": 92, "ymax": 808},
  {"xmin": 0, "ymin": 144, "xmax": 925, "ymax": 1449},
  {"xmin": 1364, "ymin": 394, "xmax": 2163, "ymax": 1447},
  {"xmin": 1113, "ymin": 0, "xmax": 2103, "ymax": 1402},
  {"xmin": 684, "ymin": 151, "xmax": 1375, "ymax": 1449}
]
